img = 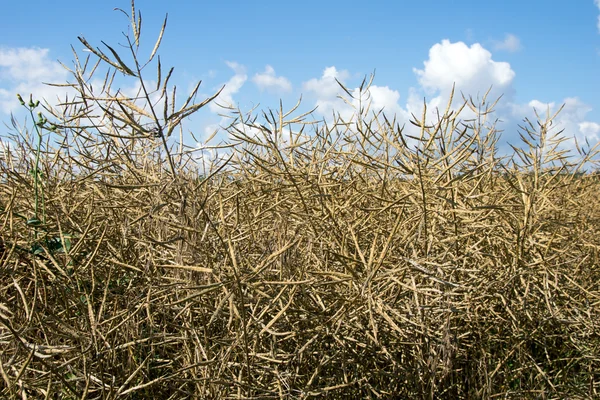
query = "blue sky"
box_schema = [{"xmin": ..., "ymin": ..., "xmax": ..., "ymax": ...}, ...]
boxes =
[{"xmin": 1, "ymin": 0, "xmax": 599, "ymax": 159}]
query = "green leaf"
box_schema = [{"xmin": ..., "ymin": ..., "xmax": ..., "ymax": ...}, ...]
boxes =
[
  {"xmin": 30, "ymin": 242, "xmax": 44, "ymax": 255},
  {"xmin": 46, "ymin": 235, "xmax": 72, "ymax": 254},
  {"xmin": 27, "ymin": 218, "xmax": 42, "ymax": 226}
]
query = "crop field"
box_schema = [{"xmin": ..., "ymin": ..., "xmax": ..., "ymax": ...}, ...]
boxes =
[{"xmin": 1, "ymin": 3, "xmax": 599, "ymax": 399}]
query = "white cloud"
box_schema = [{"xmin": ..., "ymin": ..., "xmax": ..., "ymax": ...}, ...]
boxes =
[
  {"xmin": 302, "ymin": 66, "xmax": 355, "ymax": 118},
  {"xmin": 209, "ymin": 61, "xmax": 247, "ymax": 113},
  {"xmin": 192, "ymin": 143, "xmax": 231, "ymax": 175},
  {"xmin": 505, "ymin": 97, "xmax": 600, "ymax": 157},
  {"xmin": 360, "ymin": 85, "xmax": 400, "ymax": 113},
  {"xmin": 301, "ymin": 59, "xmax": 490, "ymax": 139},
  {"xmin": 253, "ymin": 65, "xmax": 292, "ymax": 93},
  {"xmin": 0, "ymin": 46, "xmax": 71, "ymax": 115},
  {"xmin": 296, "ymin": 38, "xmax": 599, "ymax": 164},
  {"xmin": 405, "ymin": 88, "xmax": 447, "ymax": 123},
  {"xmin": 303, "ymin": 66, "xmax": 350, "ymax": 99},
  {"xmin": 201, "ymin": 120, "xmax": 261, "ymax": 142},
  {"xmin": 0, "ymin": 47, "xmax": 63, "ymax": 82},
  {"xmin": 203, "ymin": 122, "xmax": 221, "ymax": 138},
  {"xmin": 413, "ymin": 40, "xmax": 515, "ymax": 100},
  {"xmin": 579, "ymin": 121, "xmax": 600, "ymax": 139},
  {"xmin": 296, "ymin": 39, "xmax": 599, "ymax": 164},
  {"xmin": 404, "ymin": 39, "xmax": 519, "ymax": 139},
  {"xmin": 193, "ymin": 61, "xmax": 249, "ymax": 147},
  {"xmin": 299, "ymin": 41, "xmax": 519, "ymax": 138},
  {"xmin": 190, "ymin": 40, "xmax": 599, "ymax": 165},
  {"xmin": 351, "ymin": 84, "xmax": 412, "ymax": 124},
  {"xmin": 527, "ymin": 99, "xmax": 556, "ymax": 112},
  {"xmin": 492, "ymin": 34, "xmax": 522, "ymax": 52}
]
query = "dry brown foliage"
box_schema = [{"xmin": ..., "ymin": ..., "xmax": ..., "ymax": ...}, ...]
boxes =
[{"xmin": 1, "ymin": 3, "xmax": 599, "ymax": 398}]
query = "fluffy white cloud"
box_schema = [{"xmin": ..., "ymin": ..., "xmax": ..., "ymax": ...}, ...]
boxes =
[
  {"xmin": 302, "ymin": 56, "xmax": 497, "ymax": 138},
  {"xmin": 492, "ymin": 34, "xmax": 522, "ymax": 52},
  {"xmin": 413, "ymin": 40, "xmax": 515, "ymax": 101},
  {"xmin": 302, "ymin": 66, "xmax": 357, "ymax": 119},
  {"xmin": 546, "ymin": 97, "xmax": 599, "ymax": 145},
  {"xmin": 209, "ymin": 61, "xmax": 247, "ymax": 113},
  {"xmin": 358, "ymin": 85, "xmax": 400, "ymax": 113},
  {"xmin": 303, "ymin": 66, "xmax": 350, "ymax": 99},
  {"xmin": 505, "ymin": 97, "xmax": 600, "ymax": 157},
  {"xmin": 193, "ymin": 39, "xmax": 599, "ymax": 163},
  {"xmin": 0, "ymin": 47, "xmax": 71, "ymax": 115},
  {"xmin": 297, "ymin": 39, "xmax": 599, "ymax": 161},
  {"xmin": 351, "ymin": 84, "xmax": 413, "ymax": 125},
  {"xmin": 0, "ymin": 47, "xmax": 64, "ymax": 82},
  {"xmin": 405, "ymin": 88, "xmax": 447, "ymax": 124},
  {"xmin": 528, "ymin": 98, "xmax": 591, "ymax": 125},
  {"xmin": 301, "ymin": 42, "xmax": 517, "ymax": 128},
  {"xmin": 196, "ymin": 61, "xmax": 250, "ymax": 146},
  {"xmin": 405, "ymin": 39, "xmax": 519, "ymax": 139},
  {"xmin": 253, "ymin": 65, "xmax": 292, "ymax": 93},
  {"xmin": 579, "ymin": 121, "xmax": 600, "ymax": 140}
]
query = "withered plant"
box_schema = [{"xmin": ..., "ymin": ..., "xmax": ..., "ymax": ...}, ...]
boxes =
[{"xmin": 1, "ymin": 2, "xmax": 599, "ymax": 399}]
